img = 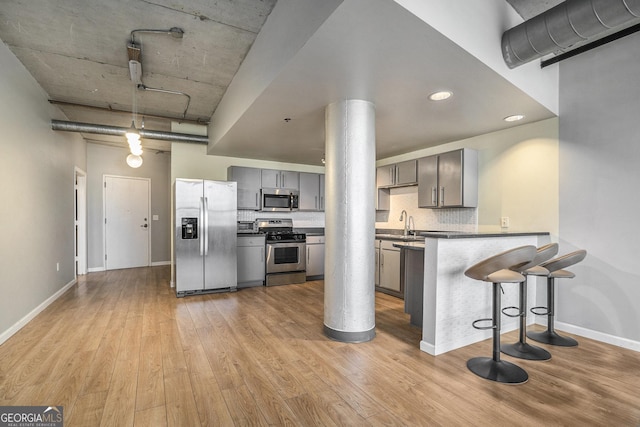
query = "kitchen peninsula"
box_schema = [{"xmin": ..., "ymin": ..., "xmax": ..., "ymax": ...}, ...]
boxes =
[{"xmin": 394, "ymin": 231, "xmax": 550, "ymax": 356}]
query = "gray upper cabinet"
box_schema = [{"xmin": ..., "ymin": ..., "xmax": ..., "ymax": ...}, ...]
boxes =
[
  {"xmin": 418, "ymin": 148, "xmax": 478, "ymax": 208},
  {"xmin": 228, "ymin": 166, "xmax": 261, "ymax": 210},
  {"xmin": 299, "ymin": 172, "xmax": 323, "ymax": 211},
  {"xmin": 261, "ymin": 169, "xmax": 299, "ymax": 190},
  {"xmin": 377, "ymin": 160, "xmax": 417, "ymax": 188}
]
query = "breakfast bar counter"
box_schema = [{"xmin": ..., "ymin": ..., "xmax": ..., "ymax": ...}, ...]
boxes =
[{"xmin": 412, "ymin": 231, "xmax": 550, "ymax": 355}]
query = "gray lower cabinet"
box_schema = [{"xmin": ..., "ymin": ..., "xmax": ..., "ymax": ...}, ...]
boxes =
[
  {"xmin": 237, "ymin": 235, "xmax": 265, "ymax": 287},
  {"xmin": 306, "ymin": 235, "xmax": 325, "ymax": 278},
  {"xmin": 378, "ymin": 240, "xmax": 402, "ymax": 297},
  {"xmin": 374, "ymin": 240, "xmax": 380, "ymax": 286}
]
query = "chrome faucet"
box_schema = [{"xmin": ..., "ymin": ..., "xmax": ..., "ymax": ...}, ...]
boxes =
[{"xmin": 399, "ymin": 210, "xmax": 408, "ymax": 236}]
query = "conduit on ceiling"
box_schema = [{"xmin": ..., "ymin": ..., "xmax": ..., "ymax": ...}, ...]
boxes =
[
  {"xmin": 51, "ymin": 120, "xmax": 208, "ymax": 144},
  {"xmin": 502, "ymin": 0, "xmax": 640, "ymax": 68}
]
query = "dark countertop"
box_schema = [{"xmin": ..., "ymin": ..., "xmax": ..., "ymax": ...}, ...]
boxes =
[
  {"xmin": 294, "ymin": 227, "xmax": 324, "ymax": 236},
  {"xmin": 419, "ymin": 231, "xmax": 549, "ymax": 239},
  {"xmin": 391, "ymin": 241, "xmax": 425, "ymax": 251}
]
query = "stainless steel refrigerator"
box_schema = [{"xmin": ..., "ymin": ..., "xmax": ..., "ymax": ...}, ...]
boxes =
[{"xmin": 174, "ymin": 178, "xmax": 237, "ymax": 297}]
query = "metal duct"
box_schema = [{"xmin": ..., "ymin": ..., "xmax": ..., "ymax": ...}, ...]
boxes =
[
  {"xmin": 502, "ymin": 0, "xmax": 640, "ymax": 68},
  {"xmin": 51, "ymin": 120, "xmax": 208, "ymax": 144}
]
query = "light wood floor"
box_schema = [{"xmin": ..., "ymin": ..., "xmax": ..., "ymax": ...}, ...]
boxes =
[{"xmin": 1, "ymin": 266, "xmax": 639, "ymax": 426}]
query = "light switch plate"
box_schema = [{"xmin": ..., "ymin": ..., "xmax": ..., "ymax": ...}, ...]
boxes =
[{"xmin": 153, "ymin": 215, "xmax": 159, "ymax": 221}]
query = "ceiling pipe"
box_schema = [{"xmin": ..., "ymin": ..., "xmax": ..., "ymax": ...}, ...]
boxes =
[
  {"xmin": 51, "ymin": 120, "xmax": 208, "ymax": 144},
  {"xmin": 502, "ymin": 0, "xmax": 640, "ymax": 68}
]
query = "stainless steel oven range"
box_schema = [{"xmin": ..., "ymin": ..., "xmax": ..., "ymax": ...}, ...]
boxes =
[{"xmin": 256, "ymin": 218, "xmax": 306, "ymax": 286}]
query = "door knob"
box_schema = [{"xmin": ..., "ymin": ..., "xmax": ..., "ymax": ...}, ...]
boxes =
[{"xmin": 141, "ymin": 224, "xmax": 148, "ymax": 228}]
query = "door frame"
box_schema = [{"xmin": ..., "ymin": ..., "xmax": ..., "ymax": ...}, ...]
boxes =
[
  {"xmin": 75, "ymin": 167, "xmax": 87, "ymax": 276},
  {"xmin": 103, "ymin": 174, "xmax": 151, "ymax": 270}
]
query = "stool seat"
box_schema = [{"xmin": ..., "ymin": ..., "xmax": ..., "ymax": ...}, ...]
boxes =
[
  {"xmin": 528, "ymin": 250, "xmax": 587, "ymax": 347},
  {"xmin": 549, "ymin": 269, "xmax": 575, "ymax": 279},
  {"xmin": 464, "ymin": 245, "xmax": 536, "ymax": 384},
  {"xmin": 501, "ymin": 243, "xmax": 558, "ymax": 361},
  {"xmin": 487, "ymin": 269, "xmax": 525, "ymax": 283},
  {"xmin": 525, "ymin": 265, "xmax": 549, "ymax": 276}
]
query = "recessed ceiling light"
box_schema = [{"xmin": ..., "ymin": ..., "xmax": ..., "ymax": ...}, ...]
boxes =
[
  {"xmin": 428, "ymin": 91, "xmax": 453, "ymax": 101},
  {"xmin": 504, "ymin": 114, "xmax": 525, "ymax": 122}
]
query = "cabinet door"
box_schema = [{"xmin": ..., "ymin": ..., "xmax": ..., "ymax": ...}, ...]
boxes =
[
  {"xmin": 319, "ymin": 174, "xmax": 325, "ymax": 211},
  {"xmin": 306, "ymin": 243, "xmax": 325, "ymax": 277},
  {"xmin": 228, "ymin": 166, "xmax": 261, "ymax": 210},
  {"xmin": 261, "ymin": 169, "xmax": 280, "ymax": 188},
  {"xmin": 418, "ymin": 156, "xmax": 438, "ymax": 208},
  {"xmin": 237, "ymin": 245, "xmax": 265, "ymax": 283},
  {"xmin": 374, "ymin": 246, "xmax": 380, "ymax": 286},
  {"xmin": 380, "ymin": 247, "xmax": 401, "ymax": 292},
  {"xmin": 376, "ymin": 165, "xmax": 394, "ymax": 187},
  {"xmin": 396, "ymin": 160, "xmax": 417, "ymax": 185},
  {"xmin": 438, "ymin": 150, "xmax": 463, "ymax": 207},
  {"xmin": 281, "ymin": 171, "xmax": 299, "ymax": 190},
  {"xmin": 299, "ymin": 172, "xmax": 320, "ymax": 210}
]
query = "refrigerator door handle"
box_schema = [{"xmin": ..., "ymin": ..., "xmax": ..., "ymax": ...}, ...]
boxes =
[
  {"xmin": 203, "ymin": 197, "xmax": 210, "ymax": 255},
  {"xmin": 199, "ymin": 197, "xmax": 205, "ymax": 256}
]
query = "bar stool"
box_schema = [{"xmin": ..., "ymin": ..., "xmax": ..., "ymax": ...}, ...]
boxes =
[
  {"xmin": 501, "ymin": 243, "xmax": 558, "ymax": 361},
  {"xmin": 527, "ymin": 250, "xmax": 587, "ymax": 347},
  {"xmin": 465, "ymin": 245, "xmax": 536, "ymax": 384}
]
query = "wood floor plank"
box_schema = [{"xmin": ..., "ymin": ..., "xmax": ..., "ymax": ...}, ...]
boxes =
[
  {"xmin": 134, "ymin": 405, "xmax": 167, "ymax": 427},
  {"xmin": 1, "ymin": 265, "xmax": 639, "ymax": 426},
  {"xmin": 135, "ymin": 335, "xmax": 165, "ymax": 411}
]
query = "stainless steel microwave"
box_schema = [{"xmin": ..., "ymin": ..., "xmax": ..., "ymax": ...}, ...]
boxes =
[{"xmin": 261, "ymin": 188, "xmax": 299, "ymax": 211}]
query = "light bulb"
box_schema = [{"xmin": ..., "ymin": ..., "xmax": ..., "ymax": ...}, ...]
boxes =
[{"xmin": 126, "ymin": 154, "xmax": 143, "ymax": 168}]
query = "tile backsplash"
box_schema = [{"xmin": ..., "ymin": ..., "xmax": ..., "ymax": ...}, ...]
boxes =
[
  {"xmin": 239, "ymin": 186, "xmax": 477, "ymax": 231},
  {"xmin": 375, "ymin": 186, "xmax": 477, "ymax": 232}
]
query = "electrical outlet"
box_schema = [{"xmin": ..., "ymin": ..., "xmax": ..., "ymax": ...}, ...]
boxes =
[{"xmin": 500, "ymin": 217, "xmax": 510, "ymax": 228}]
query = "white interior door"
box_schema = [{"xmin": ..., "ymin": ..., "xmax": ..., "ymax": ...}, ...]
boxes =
[
  {"xmin": 75, "ymin": 167, "xmax": 87, "ymax": 275},
  {"xmin": 104, "ymin": 175, "xmax": 150, "ymax": 270}
]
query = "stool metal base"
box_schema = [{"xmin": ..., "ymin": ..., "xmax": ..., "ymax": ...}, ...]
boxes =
[
  {"xmin": 527, "ymin": 330, "xmax": 578, "ymax": 347},
  {"xmin": 467, "ymin": 357, "xmax": 529, "ymax": 384},
  {"xmin": 501, "ymin": 341, "xmax": 551, "ymax": 360}
]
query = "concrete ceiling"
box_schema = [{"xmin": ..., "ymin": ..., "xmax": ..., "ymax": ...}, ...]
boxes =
[{"xmin": 0, "ymin": 0, "xmax": 559, "ymax": 161}]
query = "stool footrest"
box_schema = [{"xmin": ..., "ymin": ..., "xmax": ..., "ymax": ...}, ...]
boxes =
[
  {"xmin": 472, "ymin": 318, "xmax": 494, "ymax": 330},
  {"xmin": 530, "ymin": 306, "xmax": 550, "ymax": 316},
  {"xmin": 501, "ymin": 306, "xmax": 522, "ymax": 318}
]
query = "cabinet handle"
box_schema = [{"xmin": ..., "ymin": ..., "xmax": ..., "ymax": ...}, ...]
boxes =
[
  {"xmin": 320, "ymin": 196, "xmax": 324, "ymax": 210},
  {"xmin": 256, "ymin": 192, "xmax": 259, "ymax": 207},
  {"xmin": 440, "ymin": 186, "xmax": 445, "ymax": 207},
  {"xmin": 307, "ymin": 247, "xmax": 310, "ymax": 263},
  {"xmin": 282, "ymin": 173, "xmax": 285, "ymax": 187},
  {"xmin": 315, "ymin": 195, "xmax": 318, "ymax": 209},
  {"xmin": 431, "ymin": 187, "xmax": 437, "ymax": 205},
  {"xmin": 381, "ymin": 252, "xmax": 384, "ymax": 266}
]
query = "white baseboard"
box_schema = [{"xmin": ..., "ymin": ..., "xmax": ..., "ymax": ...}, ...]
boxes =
[
  {"xmin": 151, "ymin": 261, "xmax": 171, "ymax": 266},
  {"xmin": 87, "ymin": 266, "xmax": 105, "ymax": 272},
  {"xmin": 0, "ymin": 278, "xmax": 77, "ymax": 346},
  {"xmin": 548, "ymin": 320, "xmax": 640, "ymax": 353}
]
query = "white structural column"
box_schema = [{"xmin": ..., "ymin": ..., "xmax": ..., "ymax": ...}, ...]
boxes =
[{"xmin": 324, "ymin": 99, "xmax": 376, "ymax": 343}]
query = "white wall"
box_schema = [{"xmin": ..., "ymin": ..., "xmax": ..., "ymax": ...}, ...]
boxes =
[
  {"xmin": 376, "ymin": 118, "xmax": 559, "ymax": 237},
  {"xmin": 0, "ymin": 40, "xmax": 86, "ymax": 342},
  {"xmin": 557, "ymin": 32, "xmax": 640, "ymax": 346},
  {"xmin": 87, "ymin": 143, "xmax": 171, "ymax": 270}
]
